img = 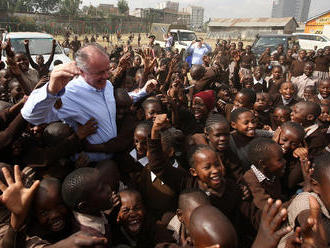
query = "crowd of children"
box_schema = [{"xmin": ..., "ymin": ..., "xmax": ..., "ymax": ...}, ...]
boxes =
[{"xmin": 0, "ymin": 34, "xmax": 329, "ymax": 248}]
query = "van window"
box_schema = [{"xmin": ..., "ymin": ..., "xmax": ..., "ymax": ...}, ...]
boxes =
[
  {"xmin": 315, "ymin": 36, "xmax": 326, "ymax": 42},
  {"xmin": 5, "ymin": 38, "xmax": 62, "ymax": 56},
  {"xmin": 179, "ymin": 32, "xmax": 197, "ymax": 41}
]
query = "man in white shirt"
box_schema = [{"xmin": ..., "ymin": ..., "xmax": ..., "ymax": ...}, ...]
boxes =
[{"xmin": 186, "ymin": 38, "xmax": 212, "ymax": 66}]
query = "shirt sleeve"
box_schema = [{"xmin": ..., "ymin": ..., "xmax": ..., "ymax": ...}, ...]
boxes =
[
  {"xmin": 128, "ymin": 89, "xmax": 148, "ymax": 103},
  {"xmin": 204, "ymin": 43, "xmax": 212, "ymax": 53},
  {"xmin": 21, "ymin": 83, "xmax": 62, "ymax": 125}
]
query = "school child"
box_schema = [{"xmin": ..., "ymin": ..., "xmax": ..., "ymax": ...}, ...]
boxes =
[
  {"xmin": 291, "ymin": 62, "xmax": 318, "ymax": 100},
  {"xmin": 112, "ymin": 189, "xmax": 170, "ymax": 247},
  {"xmin": 317, "ymin": 79, "xmax": 330, "ymax": 102},
  {"xmin": 243, "ymin": 137, "xmax": 287, "ymax": 226},
  {"xmin": 142, "ymin": 98, "xmax": 163, "ymax": 122},
  {"xmin": 273, "ymin": 121, "xmax": 306, "ymax": 196},
  {"xmin": 161, "ymin": 189, "xmax": 210, "ymax": 246},
  {"xmin": 148, "ymin": 114, "xmax": 252, "ymax": 232},
  {"xmin": 303, "ymin": 85, "xmax": 318, "ymax": 102},
  {"xmin": 289, "ymin": 49, "xmax": 307, "ymax": 81},
  {"xmin": 258, "ymin": 48, "xmax": 271, "ymax": 66},
  {"xmin": 24, "ymin": 39, "xmax": 56, "ymax": 79},
  {"xmin": 239, "ymin": 45, "xmax": 256, "ymax": 75},
  {"xmin": 279, "ymin": 55, "xmax": 288, "ymax": 78},
  {"xmin": 225, "ymin": 88, "xmax": 256, "ymax": 121},
  {"xmin": 127, "ymin": 55, "xmax": 143, "ymax": 78},
  {"xmin": 241, "ymin": 74, "xmax": 254, "ymax": 89},
  {"xmin": 189, "ymin": 205, "xmax": 238, "ymax": 248},
  {"xmin": 8, "ymin": 80, "xmax": 24, "ymax": 104},
  {"xmin": 267, "ymin": 65, "xmax": 285, "ymax": 96},
  {"xmin": 252, "ymin": 66, "xmax": 267, "ymax": 93},
  {"xmin": 313, "ymin": 48, "xmax": 330, "ymax": 81},
  {"xmin": 215, "ymin": 84, "xmax": 231, "ymax": 115},
  {"xmin": 291, "ymin": 101, "xmax": 329, "ymax": 157},
  {"xmin": 254, "ymin": 92, "xmax": 272, "ymax": 129},
  {"xmin": 277, "ymin": 152, "xmax": 330, "ymax": 248},
  {"xmin": 318, "ymin": 104, "xmax": 330, "ymax": 129},
  {"xmin": 61, "ymin": 167, "xmax": 114, "ymax": 245},
  {"xmin": 272, "ymin": 81, "xmax": 297, "ymax": 108},
  {"xmin": 285, "ymin": 49, "xmax": 294, "ymax": 68},
  {"xmin": 229, "ymin": 108, "xmax": 257, "ymax": 171},
  {"xmin": 271, "ymin": 106, "xmax": 292, "ymax": 130}
]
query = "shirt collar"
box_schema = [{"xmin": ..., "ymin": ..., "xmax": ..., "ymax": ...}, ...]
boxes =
[
  {"xmin": 251, "ymin": 164, "xmax": 269, "ymax": 183},
  {"xmin": 304, "ymin": 123, "xmax": 319, "ymax": 138},
  {"xmin": 281, "ymin": 95, "xmax": 293, "ymax": 105},
  {"xmin": 318, "ymin": 93, "xmax": 324, "ymax": 100},
  {"xmin": 76, "ymin": 76, "xmax": 106, "ymax": 92},
  {"xmin": 253, "ymin": 77, "xmax": 263, "ymax": 85},
  {"xmin": 73, "ymin": 211, "xmax": 108, "ymax": 235}
]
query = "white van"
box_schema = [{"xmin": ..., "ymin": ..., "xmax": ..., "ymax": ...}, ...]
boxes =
[
  {"xmin": 292, "ymin": 33, "xmax": 330, "ymax": 50},
  {"xmin": 2, "ymin": 32, "xmax": 71, "ymax": 70}
]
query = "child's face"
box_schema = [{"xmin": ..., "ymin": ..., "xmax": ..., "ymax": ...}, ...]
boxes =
[
  {"xmin": 233, "ymin": 93, "xmax": 251, "ymax": 109},
  {"xmin": 299, "ymin": 50, "xmax": 306, "ymax": 60},
  {"xmin": 15, "ymin": 54, "xmax": 29, "ymax": 72},
  {"xmin": 133, "ymin": 56, "xmax": 141, "ymax": 67},
  {"xmin": 254, "ymin": 93, "xmax": 270, "ymax": 112},
  {"xmin": 35, "ymin": 184, "xmax": 68, "ymax": 233},
  {"xmin": 273, "ymin": 109, "xmax": 290, "ymax": 127},
  {"xmin": 10, "ymin": 82, "xmax": 24, "ymax": 101},
  {"xmin": 303, "ymin": 86, "xmax": 316, "ymax": 101},
  {"xmin": 217, "ymin": 89, "xmax": 230, "ymax": 103},
  {"xmin": 318, "ymin": 80, "xmax": 330, "ymax": 99},
  {"xmin": 287, "ymin": 49, "xmax": 293, "ymax": 57},
  {"xmin": 206, "ymin": 122, "xmax": 230, "ymax": 152},
  {"xmin": 243, "ymin": 77, "xmax": 253, "ymax": 89},
  {"xmin": 117, "ymin": 191, "xmax": 145, "ymax": 236},
  {"xmin": 272, "ymin": 67, "xmax": 282, "ymax": 79},
  {"xmin": 190, "ymin": 149, "xmax": 224, "ymax": 191},
  {"xmin": 36, "ymin": 55, "xmax": 44, "ymax": 65},
  {"xmin": 134, "ymin": 128, "xmax": 148, "ymax": 156},
  {"xmin": 278, "ymin": 127, "xmax": 302, "ymax": 154},
  {"xmin": 279, "ymin": 56, "xmax": 286, "ymax": 65},
  {"xmin": 144, "ymin": 103, "xmax": 162, "ymax": 122},
  {"xmin": 319, "ymin": 105, "xmax": 330, "ymax": 123},
  {"xmin": 254, "ymin": 68, "xmax": 262, "ymax": 79},
  {"xmin": 279, "ymin": 82, "xmax": 295, "ymax": 100},
  {"xmin": 304, "ymin": 64, "xmax": 313, "ymax": 77},
  {"xmin": 263, "ymin": 144, "xmax": 286, "ymax": 177},
  {"xmin": 232, "ymin": 111, "xmax": 256, "ymax": 137},
  {"xmin": 290, "ymin": 103, "xmax": 308, "ymax": 125},
  {"xmin": 193, "ymin": 97, "xmax": 209, "ymax": 121}
]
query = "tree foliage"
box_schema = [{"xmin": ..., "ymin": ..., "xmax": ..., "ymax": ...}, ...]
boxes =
[
  {"xmin": 58, "ymin": 0, "xmax": 82, "ymax": 16},
  {"xmin": 117, "ymin": 0, "xmax": 129, "ymax": 14}
]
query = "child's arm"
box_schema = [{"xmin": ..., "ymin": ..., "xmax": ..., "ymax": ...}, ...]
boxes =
[
  {"xmin": 148, "ymin": 114, "xmax": 189, "ymax": 192},
  {"xmin": 0, "ymin": 166, "xmax": 40, "ymax": 248},
  {"xmin": 23, "ymin": 40, "xmax": 39, "ymax": 70},
  {"xmin": 0, "ymin": 114, "xmax": 27, "ymax": 150}
]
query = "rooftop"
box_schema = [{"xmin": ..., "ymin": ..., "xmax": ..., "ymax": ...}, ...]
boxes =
[{"xmin": 208, "ymin": 17, "xmax": 298, "ymax": 28}]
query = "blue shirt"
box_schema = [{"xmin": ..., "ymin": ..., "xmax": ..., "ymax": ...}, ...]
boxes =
[
  {"xmin": 22, "ymin": 76, "xmax": 118, "ymax": 162},
  {"xmin": 187, "ymin": 43, "xmax": 212, "ymax": 65}
]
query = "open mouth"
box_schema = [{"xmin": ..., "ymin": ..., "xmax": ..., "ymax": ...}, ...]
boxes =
[
  {"xmin": 247, "ymin": 129, "xmax": 255, "ymax": 136},
  {"xmin": 50, "ymin": 217, "xmax": 65, "ymax": 232},
  {"xmin": 210, "ymin": 175, "xmax": 222, "ymax": 185},
  {"xmin": 128, "ymin": 218, "xmax": 142, "ymax": 233}
]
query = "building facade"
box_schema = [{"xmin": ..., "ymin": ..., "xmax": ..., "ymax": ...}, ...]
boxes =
[
  {"xmin": 184, "ymin": 6, "xmax": 204, "ymax": 29},
  {"xmin": 271, "ymin": 0, "xmax": 311, "ymax": 22},
  {"xmin": 157, "ymin": 1, "xmax": 179, "ymax": 12},
  {"xmin": 305, "ymin": 10, "xmax": 330, "ymax": 34}
]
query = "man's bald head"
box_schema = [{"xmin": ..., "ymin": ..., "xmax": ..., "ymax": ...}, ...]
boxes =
[
  {"xmin": 189, "ymin": 205, "xmax": 238, "ymax": 248},
  {"xmin": 75, "ymin": 44, "xmax": 109, "ymax": 72}
]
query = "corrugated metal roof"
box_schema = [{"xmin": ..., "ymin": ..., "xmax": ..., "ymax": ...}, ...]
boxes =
[{"xmin": 208, "ymin": 17, "xmax": 297, "ymax": 28}]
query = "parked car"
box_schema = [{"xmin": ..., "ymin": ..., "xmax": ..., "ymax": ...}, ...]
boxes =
[
  {"xmin": 2, "ymin": 32, "xmax": 71, "ymax": 70},
  {"xmin": 292, "ymin": 33, "xmax": 330, "ymax": 50}
]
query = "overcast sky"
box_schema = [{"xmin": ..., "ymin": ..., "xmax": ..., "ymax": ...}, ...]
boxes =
[{"xmin": 82, "ymin": 0, "xmax": 330, "ymax": 20}]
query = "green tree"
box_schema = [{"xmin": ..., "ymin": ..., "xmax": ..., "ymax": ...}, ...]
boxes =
[
  {"xmin": 31, "ymin": 0, "xmax": 61, "ymax": 13},
  {"xmin": 58, "ymin": 0, "xmax": 81, "ymax": 16},
  {"xmin": 117, "ymin": 0, "xmax": 128, "ymax": 14}
]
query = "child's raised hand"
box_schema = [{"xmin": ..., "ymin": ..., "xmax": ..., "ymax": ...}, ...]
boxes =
[
  {"xmin": 272, "ymin": 127, "xmax": 281, "ymax": 143},
  {"xmin": 24, "ymin": 39, "xmax": 29, "ymax": 46},
  {"xmin": 59, "ymin": 231, "xmax": 107, "ymax": 247},
  {"xmin": 151, "ymin": 114, "xmax": 170, "ymax": 139},
  {"xmin": 0, "ymin": 165, "xmax": 40, "ymax": 230},
  {"xmin": 293, "ymin": 147, "xmax": 308, "ymax": 161},
  {"xmin": 76, "ymin": 118, "xmax": 98, "ymax": 140},
  {"xmin": 143, "ymin": 79, "xmax": 158, "ymax": 94},
  {"xmin": 252, "ymin": 198, "xmax": 291, "ymax": 248},
  {"xmin": 111, "ymin": 191, "xmax": 121, "ymax": 209}
]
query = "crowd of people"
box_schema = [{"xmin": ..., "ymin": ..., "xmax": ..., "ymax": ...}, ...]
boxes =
[{"xmin": 0, "ymin": 32, "xmax": 329, "ymax": 248}]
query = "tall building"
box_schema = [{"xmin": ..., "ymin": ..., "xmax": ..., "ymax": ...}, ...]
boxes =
[
  {"xmin": 184, "ymin": 5, "xmax": 204, "ymax": 29},
  {"xmin": 271, "ymin": 0, "xmax": 311, "ymax": 22},
  {"xmin": 157, "ymin": 1, "xmax": 179, "ymax": 12}
]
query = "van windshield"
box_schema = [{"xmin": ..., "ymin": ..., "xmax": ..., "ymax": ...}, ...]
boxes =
[
  {"xmin": 254, "ymin": 37, "xmax": 288, "ymax": 48},
  {"xmin": 7, "ymin": 38, "xmax": 62, "ymax": 55},
  {"xmin": 179, "ymin": 32, "xmax": 196, "ymax": 41}
]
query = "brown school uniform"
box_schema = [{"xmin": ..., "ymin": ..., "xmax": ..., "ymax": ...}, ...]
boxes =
[
  {"xmin": 240, "ymin": 53, "xmax": 256, "ymax": 69},
  {"xmin": 314, "ymin": 55, "xmax": 330, "ymax": 72},
  {"xmin": 268, "ymin": 78, "xmax": 285, "ymax": 96},
  {"xmin": 271, "ymin": 94, "xmax": 298, "ymax": 108},
  {"xmin": 252, "ymin": 78, "xmax": 268, "ymax": 93},
  {"xmin": 194, "ymin": 67, "xmax": 221, "ymax": 92},
  {"xmin": 290, "ymin": 59, "xmax": 306, "ymax": 78},
  {"xmin": 282, "ymin": 153, "xmax": 303, "ymax": 197},
  {"xmin": 255, "ymin": 110, "xmax": 272, "ymax": 129},
  {"xmin": 229, "ymin": 132, "xmax": 254, "ymax": 172}
]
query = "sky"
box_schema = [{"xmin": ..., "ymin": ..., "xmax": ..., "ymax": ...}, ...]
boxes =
[{"xmin": 81, "ymin": 0, "xmax": 330, "ymax": 20}]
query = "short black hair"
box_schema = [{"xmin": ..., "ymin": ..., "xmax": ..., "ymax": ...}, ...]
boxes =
[
  {"xmin": 298, "ymin": 101, "xmax": 321, "ymax": 118},
  {"xmin": 280, "ymin": 121, "xmax": 305, "ymax": 140},
  {"xmin": 62, "ymin": 167, "xmax": 99, "ymax": 211},
  {"xmin": 205, "ymin": 113, "xmax": 228, "ymax": 133},
  {"xmin": 238, "ymin": 88, "xmax": 256, "ymax": 106},
  {"xmin": 43, "ymin": 122, "xmax": 73, "ymax": 146},
  {"xmin": 230, "ymin": 107, "xmax": 251, "ymax": 123},
  {"xmin": 178, "ymin": 188, "xmax": 209, "ymax": 210},
  {"xmin": 53, "ymin": 60, "xmax": 63, "ymax": 66},
  {"xmin": 274, "ymin": 105, "xmax": 291, "ymax": 114},
  {"xmin": 188, "ymin": 145, "xmax": 215, "ymax": 168},
  {"xmin": 161, "ymin": 127, "xmax": 184, "ymax": 152},
  {"xmin": 311, "ymin": 152, "xmax": 330, "ymax": 182},
  {"xmin": 135, "ymin": 120, "xmax": 153, "ymax": 135},
  {"xmin": 141, "ymin": 98, "xmax": 162, "ymax": 111},
  {"xmin": 247, "ymin": 137, "xmax": 278, "ymax": 168}
]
